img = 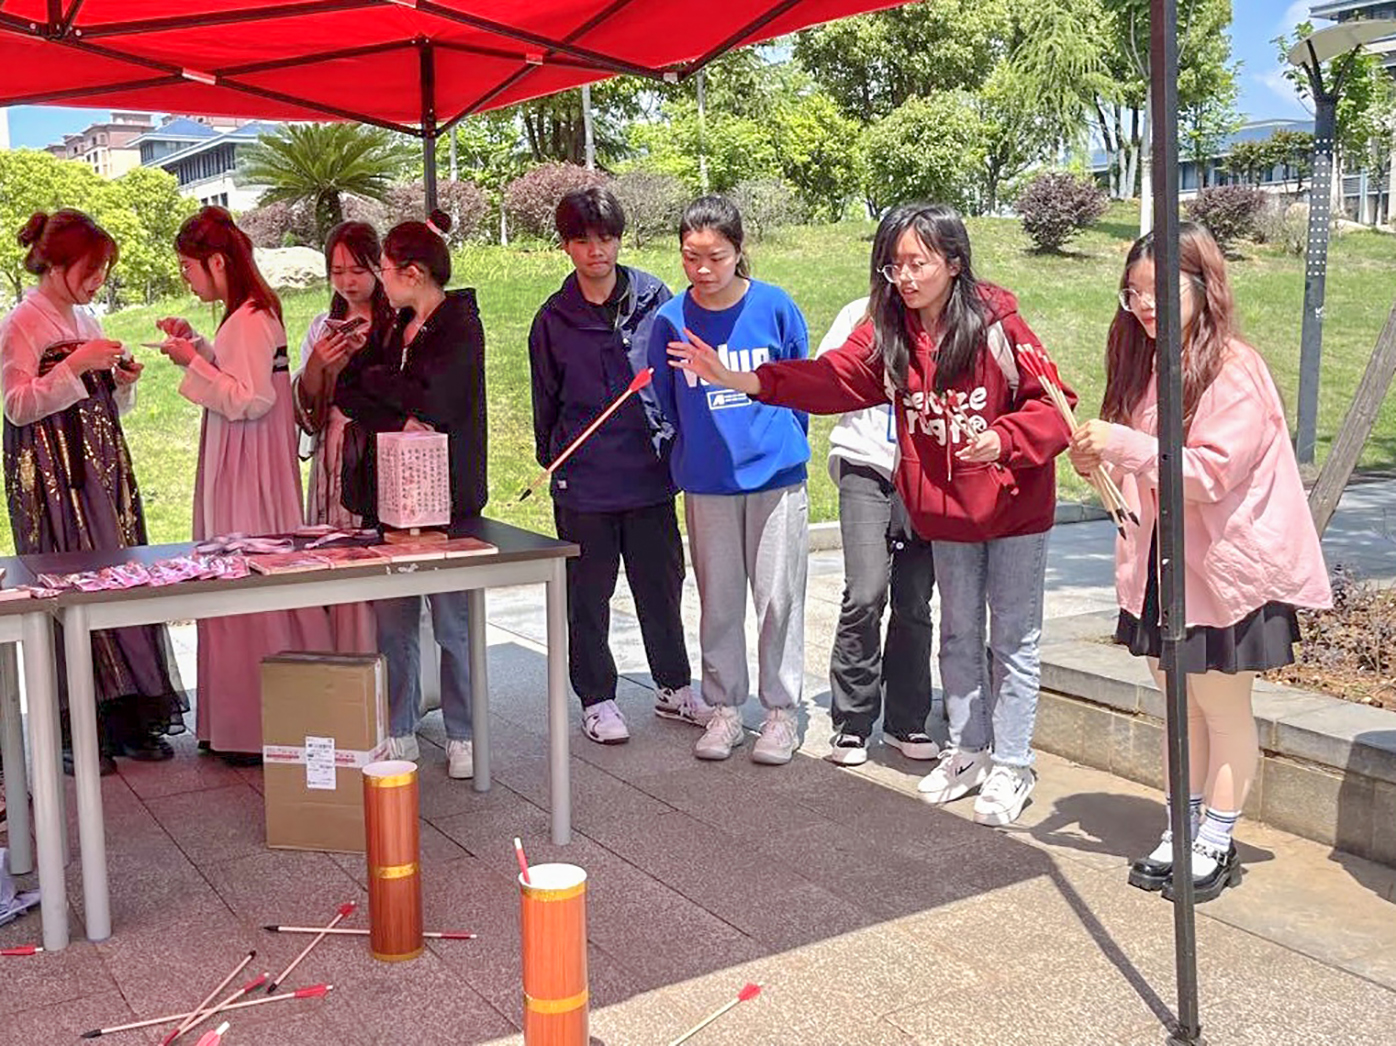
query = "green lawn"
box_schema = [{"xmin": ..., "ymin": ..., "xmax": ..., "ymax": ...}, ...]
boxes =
[{"xmin": 5, "ymin": 203, "xmax": 1395, "ymax": 553}]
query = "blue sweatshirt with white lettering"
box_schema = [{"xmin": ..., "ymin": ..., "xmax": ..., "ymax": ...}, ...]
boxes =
[{"xmin": 647, "ymin": 279, "xmax": 810, "ymax": 495}]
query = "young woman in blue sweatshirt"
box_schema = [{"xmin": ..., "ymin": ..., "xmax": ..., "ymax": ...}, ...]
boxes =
[{"xmin": 647, "ymin": 196, "xmax": 811, "ymax": 766}]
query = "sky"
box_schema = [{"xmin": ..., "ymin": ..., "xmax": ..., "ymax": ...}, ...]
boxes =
[{"xmin": 0, "ymin": 0, "xmax": 1324, "ymax": 149}]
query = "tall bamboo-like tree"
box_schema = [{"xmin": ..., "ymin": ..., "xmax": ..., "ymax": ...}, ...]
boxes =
[{"xmin": 240, "ymin": 123, "xmax": 407, "ymax": 241}]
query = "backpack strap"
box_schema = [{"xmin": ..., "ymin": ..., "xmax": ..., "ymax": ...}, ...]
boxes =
[{"xmin": 984, "ymin": 321, "xmax": 1020, "ymax": 399}]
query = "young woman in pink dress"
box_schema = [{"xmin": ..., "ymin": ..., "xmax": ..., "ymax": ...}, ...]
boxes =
[
  {"xmin": 292, "ymin": 221, "xmax": 394, "ymax": 653},
  {"xmin": 155, "ymin": 206, "xmax": 332, "ymax": 764}
]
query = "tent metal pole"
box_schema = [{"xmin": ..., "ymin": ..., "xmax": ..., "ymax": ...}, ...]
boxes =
[
  {"xmin": 1150, "ymin": 1, "xmax": 1203, "ymax": 1043},
  {"xmin": 420, "ymin": 39, "xmax": 439, "ymax": 214}
]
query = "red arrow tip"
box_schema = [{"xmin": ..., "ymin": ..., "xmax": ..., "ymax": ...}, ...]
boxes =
[
  {"xmin": 337, "ymin": 902, "xmax": 356, "ymax": 917},
  {"xmin": 244, "ymin": 973, "xmax": 269, "ymax": 991},
  {"xmin": 296, "ymin": 984, "xmax": 332, "ymax": 999},
  {"xmin": 738, "ymin": 983, "xmax": 762, "ymax": 1002},
  {"xmin": 628, "ymin": 367, "xmax": 654, "ymax": 392}
]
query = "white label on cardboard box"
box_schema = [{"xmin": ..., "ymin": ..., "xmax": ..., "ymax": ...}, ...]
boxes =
[
  {"xmin": 262, "ymin": 740, "xmax": 391, "ymax": 770},
  {"xmin": 304, "ymin": 735, "xmax": 336, "ymax": 790}
]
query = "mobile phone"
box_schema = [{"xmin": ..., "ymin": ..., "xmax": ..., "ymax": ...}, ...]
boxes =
[{"xmin": 326, "ymin": 316, "xmax": 367, "ymax": 335}]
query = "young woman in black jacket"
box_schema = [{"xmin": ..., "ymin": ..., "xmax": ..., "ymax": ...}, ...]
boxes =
[{"xmin": 337, "ymin": 209, "xmax": 486, "ymax": 780}]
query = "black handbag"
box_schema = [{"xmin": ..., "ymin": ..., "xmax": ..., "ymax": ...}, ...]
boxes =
[{"xmin": 340, "ymin": 420, "xmax": 376, "ymax": 520}]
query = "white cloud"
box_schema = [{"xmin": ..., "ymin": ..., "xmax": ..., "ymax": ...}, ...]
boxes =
[
  {"xmin": 1256, "ymin": 67, "xmax": 1313, "ymax": 118},
  {"xmin": 1277, "ymin": 0, "xmax": 1311, "ymax": 34}
]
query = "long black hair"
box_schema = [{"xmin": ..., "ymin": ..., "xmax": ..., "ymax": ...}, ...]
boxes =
[
  {"xmin": 678, "ymin": 195, "xmax": 751, "ymax": 278},
  {"xmin": 323, "ymin": 220, "xmax": 396, "ymax": 341},
  {"xmin": 869, "ymin": 203, "xmax": 985, "ymax": 394}
]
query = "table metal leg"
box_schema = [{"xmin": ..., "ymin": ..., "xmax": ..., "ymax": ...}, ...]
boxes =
[
  {"xmin": 0, "ymin": 642, "xmax": 32, "ymax": 875},
  {"xmin": 22, "ymin": 611, "xmax": 67, "ymax": 951},
  {"xmin": 63, "ymin": 604, "xmax": 111, "ymax": 942},
  {"xmin": 467, "ymin": 588, "xmax": 490, "ymax": 793},
  {"xmin": 545, "ymin": 561, "xmax": 570, "ymax": 845}
]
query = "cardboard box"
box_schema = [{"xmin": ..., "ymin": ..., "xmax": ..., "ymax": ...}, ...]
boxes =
[{"xmin": 261, "ymin": 653, "xmax": 388, "ymax": 853}]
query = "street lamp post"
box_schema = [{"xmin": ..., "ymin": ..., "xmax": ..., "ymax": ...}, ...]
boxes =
[{"xmin": 1286, "ymin": 21, "xmax": 1396, "ymax": 465}]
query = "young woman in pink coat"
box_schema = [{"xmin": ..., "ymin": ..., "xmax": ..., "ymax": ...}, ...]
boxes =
[{"xmin": 1070, "ymin": 222, "xmax": 1331, "ymax": 902}]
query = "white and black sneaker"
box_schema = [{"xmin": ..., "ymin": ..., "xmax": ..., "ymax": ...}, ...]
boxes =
[
  {"xmin": 917, "ymin": 748, "xmax": 992, "ymax": 804},
  {"xmin": 972, "ymin": 764, "xmax": 1036, "ymax": 826},
  {"xmin": 884, "ymin": 732, "xmax": 940, "ymax": 761},
  {"xmin": 654, "ymin": 684, "xmax": 715, "ymax": 726},
  {"xmin": 826, "ymin": 732, "xmax": 868, "ymax": 767},
  {"xmin": 582, "ymin": 699, "xmax": 630, "ymax": 745}
]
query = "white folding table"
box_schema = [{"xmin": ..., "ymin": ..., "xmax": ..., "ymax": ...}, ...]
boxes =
[{"xmin": 30, "ymin": 518, "xmax": 576, "ymax": 947}]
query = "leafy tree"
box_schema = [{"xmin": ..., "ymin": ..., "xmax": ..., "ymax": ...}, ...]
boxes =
[
  {"xmin": 770, "ymin": 92, "xmax": 863, "ymax": 220},
  {"xmin": 386, "ymin": 179, "xmax": 490, "ymax": 241},
  {"xmin": 610, "ymin": 170, "xmax": 688, "ymax": 248},
  {"xmin": 95, "ymin": 167, "xmax": 196, "ymax": 303},
  {"xmin": 240, "ymin": 123, "xmax": 408, "ymax": 243},
  {"xmin": 975, "ymin": 62, "xmax": 1062, "ymax": 213},
  {"xmin": 627, "ymin": 105, "xmax": 780, "ymax": 194},
  {"xmin": 794, "ymin": 0, "xmax": 1011, "ymax": 122},
  {"xmin": 859, "ymin": 94, "xmax": 985, "ymax": 215},
  {"xmin": 1224, "ymin": 139, "xmax": 1272, "ymax": 184},
  {"xmin": 0, "ymin": 149, "xmax": 98, "ymax": 301},
  {"xmin": 1186, "ymin": 184, "xmax": 1266, "ymax": 250},
  {"xmin": 1267, "ymin": 129, "xmax": 1314, "ymax": 192}
]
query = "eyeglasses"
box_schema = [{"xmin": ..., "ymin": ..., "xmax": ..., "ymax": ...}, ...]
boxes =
[
  {"xmin": 372, "ymin": 263, "xmax": 407, "ymax": 277},
  {"xmin": 1119, "ymin": 280, "xmax": 1194, "ymax": 313},
  {"xmin": 879, "ymin": 259, "xmax": 936, "ymax": 284},
  {"xmin": 1118, "ymin": 288, "xmax": 1154, "ymax": 312}
]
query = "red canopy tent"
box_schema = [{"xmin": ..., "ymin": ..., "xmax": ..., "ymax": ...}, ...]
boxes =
[
  {"xmin": 1, "ymin": 2, "xmax": 1206, "ymax": 1042},
  {"xmin": 0, "ymin": 0, "xmax": 910, "ymax": 204}
]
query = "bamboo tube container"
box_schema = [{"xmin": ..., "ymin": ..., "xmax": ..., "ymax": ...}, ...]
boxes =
[
  {"xmin": 519, "ymin": 863, "xmax": 589, "ymax": 1044},
  {"xmin": 363, "ymin": 760, "xmax": 423, "ymax": 962}
]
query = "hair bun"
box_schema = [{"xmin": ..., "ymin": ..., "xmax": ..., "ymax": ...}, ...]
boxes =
[
  {"xmin": 427, "ymin": 209, "xmax": 452, "ymax": 236},
  {"xmin": 18, "ymin": 212, "xmax": 49, "ymax": 248}
]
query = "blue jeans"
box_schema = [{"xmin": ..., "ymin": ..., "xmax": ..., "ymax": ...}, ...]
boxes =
[
  {"xmin": 932, "ymin": 531, "xmax": 1049, "ymax": 767},
  {"xmin": 375, "ymin": 592, "xmax": 472, "ymax": 741}
]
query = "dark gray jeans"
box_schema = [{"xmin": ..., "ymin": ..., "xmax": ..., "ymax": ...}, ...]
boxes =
[{"xmin": 829, "ymin": 460, "xmax": 936, "ymax": 738}]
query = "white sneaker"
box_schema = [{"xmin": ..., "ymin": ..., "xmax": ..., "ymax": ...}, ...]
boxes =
[
  {"xmin": 386, "ymin": 734, "xmax": 420, "ymax": 762},
  {"xmin": 826, "ymin": 732, "xmax": 868, "ymax": 767},
  {"xmin": 917, "ymin": 748, "xmax": 992, "ymax": 803},
  {"xmin": 694, "ymin": 706, "xmax": 744, "ymax": 760},
  {"xmin": 884, "ymin": 732, "xmax": 941, "ymax": 761},
  {"xmin": 972, "ymin": 764, "xmax": 1036, "ymax": 826},
  {"xmin": 446, "ymin": 739, "xmax": 474, "ymax": 780},
  {"xmin": 582, "ymin": 700, "xmax": 630, "ymax": 745},
  {"xmin": 751, "ymin": 709, "xmax": 798, "ymax": 765},
  {"xmin": 654, "ymin": 684, "xmax": 715, "ymax": 726}
]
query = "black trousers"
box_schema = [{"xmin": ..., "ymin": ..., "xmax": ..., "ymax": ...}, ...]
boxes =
[
  {"xmin": 828, "ymin": 461, "xmax": 936, "ymax": 738},
  {"xmin": 554, "ymin": 499, "xmax": 691, "ymax": 707}
]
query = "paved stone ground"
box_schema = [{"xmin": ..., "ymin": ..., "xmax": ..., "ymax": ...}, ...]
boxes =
[{"xmin": 2, "ymin": 481, "xmax": 1394, "ymax": 1045}]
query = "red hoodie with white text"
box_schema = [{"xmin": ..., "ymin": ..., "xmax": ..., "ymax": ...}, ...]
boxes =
[{"xmin": 753, "ymin": 284, "xmax": 1074, "ymax": 542}]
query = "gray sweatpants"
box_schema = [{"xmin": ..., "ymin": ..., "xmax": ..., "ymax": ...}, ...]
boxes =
[{"xmin": 685, "ymin": 483, "xmax": 809, "ymax": 710}]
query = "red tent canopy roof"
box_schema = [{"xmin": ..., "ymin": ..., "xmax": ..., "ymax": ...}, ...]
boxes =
[{"xmin": 0, "ymin": 0, "xmax": 907, "ymax": 134}]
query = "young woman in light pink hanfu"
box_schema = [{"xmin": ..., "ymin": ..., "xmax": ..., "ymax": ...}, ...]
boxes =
[{"xmin": 156, "ymin": 206, "xmax": 332, "ymax": 762}]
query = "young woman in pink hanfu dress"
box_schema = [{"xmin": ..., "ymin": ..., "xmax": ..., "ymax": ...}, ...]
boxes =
[{"xmin": 155, "ymin": 206, "xmax": 333, "ymax": 764}]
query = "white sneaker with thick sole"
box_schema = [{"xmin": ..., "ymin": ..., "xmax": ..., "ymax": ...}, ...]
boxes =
[
  {"xmin": 751, "ymin": 709, "xmax": 798, "ymax": 765},
  {"xmin": 386, "ymin": 734, "xmax": 420, "ymax": 762},
  {"xmin": 694, "ymin": 706, "xmax": 744, "ymax": 760},
  {"xmin": 447, "ymin": 739, "xmax": 474, "ymax": 780},
  {"xmin": 654, "ymin": 684, "xmax": 715, "ymax": 726},
  {"xmin": 884, "ymin": 732, "xmax": 941, "ymax": 761},
  {"xmin": 917, "ymin": 748, "xmax": 992, "ymax": 803},
  {"xmin": 972, "ymin": 763, "xmax": 1036, "ymax": 826},
  {"xmin": 826, "ymin": 732, "xmax": 868, "ymax": 766},
  {"xmin": 582, "ymin": 700, "xmax": 630, "ymax": 745}
]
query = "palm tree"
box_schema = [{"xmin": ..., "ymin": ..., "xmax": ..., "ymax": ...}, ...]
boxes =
[{"xmin": 240, "ymin": 123, "xmax": 407, "ymax": 241}]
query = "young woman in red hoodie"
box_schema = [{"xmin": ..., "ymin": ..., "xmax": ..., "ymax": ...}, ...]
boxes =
[{"xmin": 669, "ymin": 202, "xmax": 1073, "ymax": 826}]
